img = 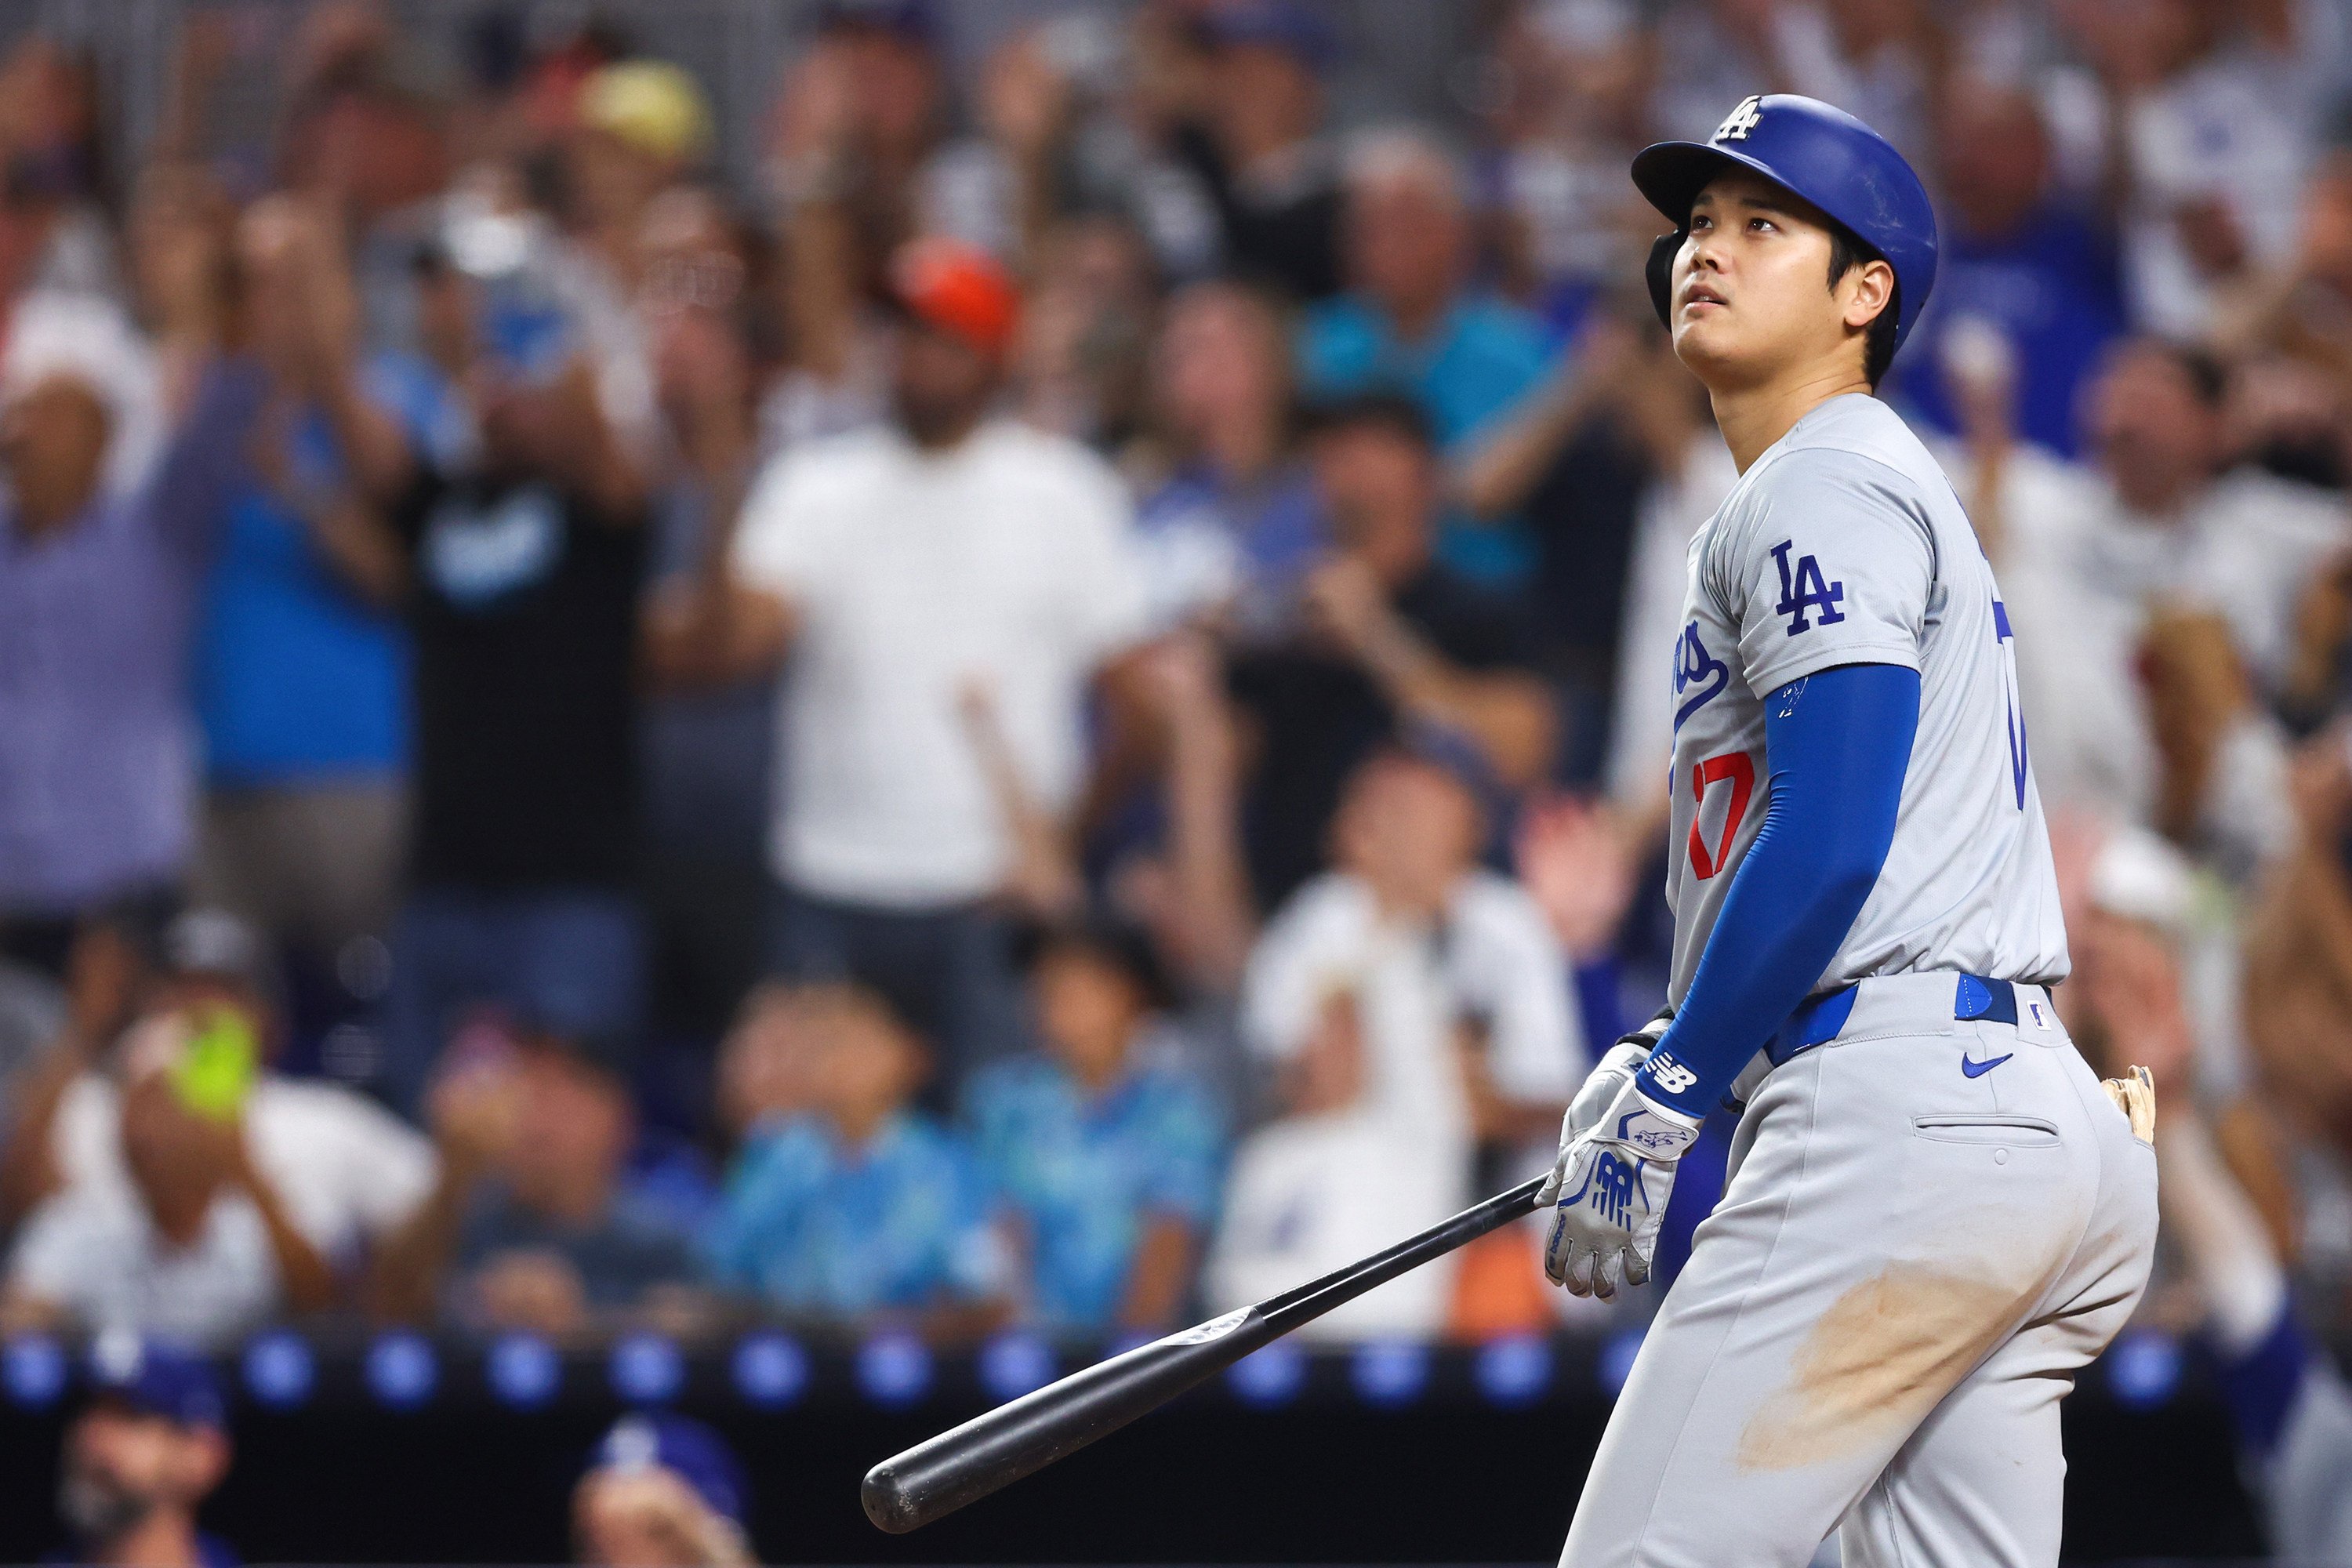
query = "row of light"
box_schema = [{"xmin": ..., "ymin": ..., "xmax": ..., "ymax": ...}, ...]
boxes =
[{"xmin": 0, "ymin": 1325, "xmax": 2189, "ymax": 1416}]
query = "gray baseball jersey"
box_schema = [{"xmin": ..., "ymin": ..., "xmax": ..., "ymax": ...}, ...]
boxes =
[
  {"xmin": 1662, "ymin": 393, "xmax": 2068, "ymax": 1004},
  {"xmin": 1561, "ymin": 396, "xmax": 2155, "ymax": 1568}
]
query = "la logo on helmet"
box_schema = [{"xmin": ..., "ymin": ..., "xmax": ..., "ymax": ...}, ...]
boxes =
[{"xmin": 1713, "ymin": 96, "xmax": 1763, "ymax": 143}]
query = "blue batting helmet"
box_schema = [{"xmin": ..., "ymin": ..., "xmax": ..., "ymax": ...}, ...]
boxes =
[{"xmin": 1631, "ymin": 94, "xmax": 1938, "ymax": 358}]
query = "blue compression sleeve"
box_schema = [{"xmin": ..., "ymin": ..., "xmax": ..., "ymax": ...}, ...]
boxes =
[{"xmin": 1635, "ymin": 662, "xmax": 1921, "ymax": 1118}]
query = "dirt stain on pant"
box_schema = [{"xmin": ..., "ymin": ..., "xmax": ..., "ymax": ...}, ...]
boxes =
[{"xmin": 1734, "ymin": 1264, "xmax": 2034, "ymax": 1473}]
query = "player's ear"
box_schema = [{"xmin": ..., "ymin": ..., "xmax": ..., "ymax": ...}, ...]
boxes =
[{"xmin": 1842, "ymin": 258, "xmax": 1896, "ymax": 334}]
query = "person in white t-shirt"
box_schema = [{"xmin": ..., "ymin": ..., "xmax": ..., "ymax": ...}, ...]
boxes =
[
  {"xmin": 1242, "ymin": 745, "xmax": 1584, "ymax": 1172},
  {"xmin": 1207, "ymin": 971, "xmax": 1461, "ymax": 1340},
  {"xmin": 647, "ymin": 238, "xmax": 1146, "ymax": 1083},
  {"xmin": 0, "ymin": 909, "xmax": 435, "ymax": 1348},
  {"xmin": 1215, "ymin": 745, "xmax": 1580, "ymax": 1340}
]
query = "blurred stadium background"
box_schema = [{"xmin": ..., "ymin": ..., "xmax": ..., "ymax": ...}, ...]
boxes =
[{"xmin": 1, "ymin": 0, "xmax": 2350, "ymax": 1562}]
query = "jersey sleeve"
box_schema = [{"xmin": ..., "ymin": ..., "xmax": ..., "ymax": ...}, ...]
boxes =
[{"xmin": 1714, "ymin": 448, "xmax": 1936, "ymax": 695}]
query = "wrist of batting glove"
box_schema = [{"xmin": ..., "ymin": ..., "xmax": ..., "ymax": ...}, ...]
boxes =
[
  {"xmin": 1541, "ymin": 1074, "xmax": 1703, "ymax": 1301},
  {"xmin": 1538, "ymin": 1045, "xmax": 1646, "ymax": 1208},
  {"xmin": 1536, "ymin": 1011, "xmax": 1682, "ymax": 1210}
]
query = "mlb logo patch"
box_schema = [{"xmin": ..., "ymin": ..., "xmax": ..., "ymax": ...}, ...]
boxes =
[{"xmin": 2016, "ymin": 989, "xmax": 2063, "ymax": 1042}]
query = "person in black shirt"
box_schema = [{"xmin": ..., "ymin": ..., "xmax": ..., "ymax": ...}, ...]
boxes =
[
  {"xmin": 1171, "ymin": 2, "xmax": 1345, "ymax": 304},
  {"xmin": 1227, "ymin": 393, "xmax": 1555, "ymax": 909},
  {"xmin": 376, "ymin": 246, "xmax": 653, "ymax": 1114}
]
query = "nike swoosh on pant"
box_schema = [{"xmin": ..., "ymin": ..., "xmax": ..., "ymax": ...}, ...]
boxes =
[{"xmin": 1960, "ymin": 1052, "xmax": 2013, "ymax": 1079}]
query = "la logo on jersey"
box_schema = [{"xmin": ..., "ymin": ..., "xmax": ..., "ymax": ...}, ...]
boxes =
[
  {"xmin": 1714, "ymin": 96, "xmax": 1764, "ymax": 143},
  {"xmin": 1769, "ymin": 540, "xmax": 1846, "ymax": 634}
]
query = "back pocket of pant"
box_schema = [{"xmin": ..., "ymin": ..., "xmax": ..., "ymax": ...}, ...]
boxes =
[{"xmin": 1911, "ymin": 1113, "xmax": 2061, "ymax": 1146}]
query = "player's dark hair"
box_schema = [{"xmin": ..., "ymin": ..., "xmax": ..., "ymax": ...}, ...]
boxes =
[{"xmin": 1825, "ymin": 225, "xmax": 1900, "ymax": 388}]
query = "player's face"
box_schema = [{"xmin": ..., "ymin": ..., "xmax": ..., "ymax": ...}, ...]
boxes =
[{"xmin": 1668, "ymin": 172, "xmax": 1892, "ymax": 392}]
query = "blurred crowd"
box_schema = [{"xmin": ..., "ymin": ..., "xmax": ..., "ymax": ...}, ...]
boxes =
[{"xmin": 8, "ymin": 0, "xmax": 2352, "ymax": 1447}]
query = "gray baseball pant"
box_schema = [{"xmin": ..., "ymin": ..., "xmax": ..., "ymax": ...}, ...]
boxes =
[{"xmin": 1559, "ymin": 971, "xmax": 2158, "ymax": 1568}]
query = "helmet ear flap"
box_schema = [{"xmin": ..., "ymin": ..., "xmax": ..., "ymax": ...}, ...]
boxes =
[{"xmin": 1646, "ymin": 230, "xmax": 1683, "ymax": 328}]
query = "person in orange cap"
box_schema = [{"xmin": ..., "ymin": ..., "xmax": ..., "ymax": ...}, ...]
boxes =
[
  {"xmin": 882, "ymin": 235, "xmax": 1022, "ymax": 443},
  {"xmin": 648, "ymin": 235, "xmax": 1148, "ymax": 1098}
]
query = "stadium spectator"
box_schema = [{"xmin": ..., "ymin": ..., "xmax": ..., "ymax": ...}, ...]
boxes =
[
  {"xmin": 569, "ymin": 61, "xmax": 717, "ymax": 292},
  {"xmin": 1997, "ymin": 339, "xmax": 2344, "ymax": 866},
  {"xmin": 1450, "ymin": 298, "xmax": 1693, "ymax": 783},
  {"xmin": 1477, "ymin": 0, "xmax": 1657, "ymax": 328},
  {"xmin": 635, "ymin": 187, "xmax": 779, "ymax": 1044},
  {"xmin": 0, "ymin": 914, "xmax": 154, "ymax": 1227},
  {"xmin": 1298, "ymin": 126, "xmax": 1551, "ymax": 578},
  {"xmin": 369, "ymin": 1020, "xmax": 702, "ymax": 1336},
  {"xmin": 2057, "ymin": 813, "xmax": 2352, "ymax": 1557},
  {"xmin": 1168, "ymin": 0, "xmax": 1344, "ymax": 304},
  {"xmin": 766, "ymin": 0, "xmax": 954, "ymax": 267},
  {"xmin": 2154, "ymin": 1059, "xmax": 2352, "ymax": 1563},
  {"xmin": 0, "ymin": 950, "xmax": 67, "ymax": 1101},
  {"xmin": 1227, "ymin": 393, "xmax": 1553, "ymax": 909},
  {"xmin": 2061, "ymin": 0, "xmax": 2324, "ymax": 340},
  {"xmin": 576, "ymin": 1413, "xmax": 755, "ymax": 1568},
  {"xmin": 2211, "ymin": 147, "xmax": 2352, "ymax": 413},
  {"xmin": 188, "ymin": 195, "xmax": 432, "ymax": 1004},
  {"xmin": 1132, "ymin": 278, "xmax": 1323, "ymax": 633},
  {"xmin": 1207, "ymin": 974, "xmax": 1457, "ymax": 1340},
  {"xmin": 1243, "ymin": 746, "xmax": 1583, "ymax": 1167},
  {"xmin": 957, "ymin": 14, "xmax": 1224, "ymax": 285},
  {"xmin": 373, "ymin": 223, "xmax": 656, "ymax": 1113},
  {"xmin": 1099, "ymin": 632, "xmax": 1260, "ymax": 1019},
  {"xmin": 963, "ymin": 917, "xmax": 1225, "ymax": 1336},
  {"xmin": 1645, "ymin": 0, "xmax": 1794, "ymax": 144},
  {"xmin": 1011, "ymin": 212, "xmax": 1159, "ymax": 448},
  {"xmin": 713, "ymin": 982, "xmax": 826, "ymax": 1143},
  {"xmin": 652, "ymin": 238, "xmax": 1145, "ymax": 1085},
  {"xmin": 2, "ymin": 909, "xmax": 434, "ymax": 1348},
  {"xmin": 702, "ymin": 983, "xmax": 1009, "ymax": 1334},
  {"xmin": 1514, "ymin": 789, "xmax": 1644, "ymax": 1047},
  {"xmin": 52, "ymin": 1336, "xmax": 238, "ymax": 1568},
  {"xmin": 1762, "ymin": 0, "xmax": 1946, "ymax": 160},
  {"xmin": 0, "ymin": 37, "xmax": 116, "ymax": 301},
  {"xmin": 2241, "ymin": 730, "xmax": 2352, "ymax": 1165},
  {"xmin": 1896, "ymin": 77, "xmax": 2125, "ymax": 459},
  {"xmin": 0, "ymin": 294, "xmax": 260, "ymax": 962}
]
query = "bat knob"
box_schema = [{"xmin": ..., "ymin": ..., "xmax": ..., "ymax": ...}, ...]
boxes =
[{"xmin": 862, "ymin": 1461, "xmax": 923, "ymax": 1534}]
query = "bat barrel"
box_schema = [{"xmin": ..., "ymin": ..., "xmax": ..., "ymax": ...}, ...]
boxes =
[
  {"xmin": 861, "ymin": 1177, "xmax": 1548, "ymax": 1534},
  {"xmin": 862, "ymin": 1308, "xmax": 1276, "ymax": 1533}
]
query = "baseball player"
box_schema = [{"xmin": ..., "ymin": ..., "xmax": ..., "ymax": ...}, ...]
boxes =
[{"xmin": 1537, "ymin": 96, "xmax": 2160, "ymax": 1567}]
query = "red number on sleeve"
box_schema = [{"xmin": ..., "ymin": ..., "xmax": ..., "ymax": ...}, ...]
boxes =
[{"xmin": 1687, "ymin": 752, "xmax": 1755, "ymax": 880}]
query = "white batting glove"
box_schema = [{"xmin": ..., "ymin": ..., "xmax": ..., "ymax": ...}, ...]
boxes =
[
  {"xmin": 1540, "ymin": 1072, "xmax": 1702, "ymax": 1300},
  {"xmin": 1537, "ymin": 1013, "xmax": 1673, "ymax": 1207},
  {"xmin": 1539, "ymin": 1044, "xmax": 1648, "ymax": 1202}
]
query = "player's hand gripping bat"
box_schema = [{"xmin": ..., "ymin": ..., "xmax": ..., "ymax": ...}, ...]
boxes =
[{"xmin": 862, "ymin": 1176, "xmax": 1546, "ymax": 1533}]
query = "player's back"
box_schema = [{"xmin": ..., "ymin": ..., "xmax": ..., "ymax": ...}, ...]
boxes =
[{"xmin": 1668, "ymin": 394, "xmax": 2068, "ymax": 1000}]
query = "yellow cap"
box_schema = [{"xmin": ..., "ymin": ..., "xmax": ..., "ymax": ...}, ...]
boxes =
[{"xmin": 580, "ymin": 60, "xmax": 713, "ymax": 164}]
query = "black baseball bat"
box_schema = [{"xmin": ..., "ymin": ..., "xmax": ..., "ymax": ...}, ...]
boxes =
[{"xmin": 861, "ymin": 1175, "xmax": 1548, "ymax": 1533}]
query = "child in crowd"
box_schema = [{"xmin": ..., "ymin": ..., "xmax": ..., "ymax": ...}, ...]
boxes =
[
  {"xmin": 372, "ymin": 1015, "xmax": 705, "ymax": 1337},
  {"xmin": 963, "ymin": 918, "xmax": 1225, "ymax": 1337},
  {"xmin": 702, "ymin": 984, "xmax": 1008, "ymax": 1335}
]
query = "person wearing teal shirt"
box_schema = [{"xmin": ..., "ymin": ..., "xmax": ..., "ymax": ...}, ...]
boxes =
[
  {"xmin": 963, "ymin": 920, "xmax": 1225, "ymax": 1337},
  {"xmin": 1297, "ymin": 129, "xmax": 1554, "ymax": 583},
  {"xmin": 702, "ymin": 985, "xmax": 1009, "ymax": 1327}
]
